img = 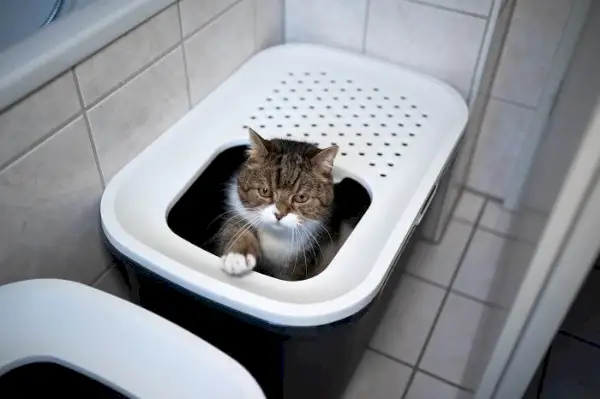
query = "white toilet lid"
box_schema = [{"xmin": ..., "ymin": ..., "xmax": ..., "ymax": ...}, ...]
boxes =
[{"xmin": 0, "ymin": 279, "xmax": 265, "ymax": 399}]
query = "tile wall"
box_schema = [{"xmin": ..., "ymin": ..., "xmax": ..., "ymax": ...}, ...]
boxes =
[{"xmin": 0, "ymin": 0, "xmax": 283, "ymax": 296}]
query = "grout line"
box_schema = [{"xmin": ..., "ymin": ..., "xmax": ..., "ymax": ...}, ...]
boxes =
[
  {"xmin": 489, "ymin": 94, "xmax": 537, "ymax": 110},
  {"xmin": 90, "ymin": 263, "xmax": 115, "ymax": 286},
  {"xmin": 72, "ymin": 69, "xmax": 107, "ymax": 188},
  {"xmin": 368, "ymin": 347, "xmax": 415, "ymax": 369},
  {"xmin": 0, "ymin": 111, "xmax": 83, "ymax": 175},
  {"xmin": 400, "ymin": 200, "xmax": 487, "ymax": 399},
  {"xmin": 361, "ymin": 0, "xmax": 371, "ymax": 54},
  {"xmin": 463, "ymin": 185, "xmax": 504, "ymax": 202},
  {"xmin": 406, "ymin": 0, "xmax": 488, "ymax": 19},
  {"xmin": 403, "ymin": 271, "xmax": 449, "ymax": 290},
  {"xmin": 475, "ymin": 224, "xmax": 539, "ymax": 245},
  {"xmin": 176, "ymin": 2, "xmax": 193, "ymax": 109},
  {"xmin": 558, "ymin": 330, "xmax": 600, "ymax": 350},
  {"xmin": 450, "ymin": 288, "xmax": 507, "ymax": 309},
  {"xmin": 83, "ymin": 41, "xmax": 183, "ymax": 112},
  {"xmin": 416, "ymin": 368, "xmax": 475, "ymax": 393},
  {"xmin": 182, "ymin": 0, "xmax": 243, "ymax": 42}
]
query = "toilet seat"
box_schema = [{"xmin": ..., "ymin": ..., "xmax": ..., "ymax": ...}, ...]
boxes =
[{"xmin": 0, "ymin": 279, "xmax": 264, "ymax": 399}]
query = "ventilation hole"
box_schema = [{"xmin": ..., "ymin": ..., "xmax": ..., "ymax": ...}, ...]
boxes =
[
  {"xmin": 336, "ymin": 114, "xmax": 342, "ymax": 118},
  {"xmin": 321, "ymin": 72, "xmax": 326, "ymax": 75},
  {"xmin": 314, "ymin": 80, "xmax": 320, "ymax": 84},
  {"xmin": 363, "ymin": 123, "xmax": 369, "ymax": 127},
  {"xmin": 258, "ymin": 107, "xmax": 264, "ymax": 111},
  {"xmin": 422, "ymin": 114, "xmax": 428, "ymax": 118},
  {"xmin": 307, "ymin": 88, "xmax": 313, "ymax": 92},
  {"xmin": 347, "ymin": 80, "xmax": 353, "ymax": 84},
  {"xmin": 309, "ymin": 105, "xmax": 315, "ymax": 109},
  {"xmin": 357, "ymin": 88, "xmax": 363, "ymax": 92},
  {"xmin": 333, "ymin": 97, "xmax": 339, "ymax": 100},
  {"xmin": 298, "ymin": 80, "xmax": 303, "ymax": 84},
  {"xmin": 374, "ymin": 88, "xmax": 380, "ymax": 92},
  {"xmin": 398, "ymin": 123, "xmax": 404, "ymax": 127},
  {"xmin": 381, "ymin": 123, "xmax": 387, "ymax": 127},
  {"xmin": 321, "ymin": 132, "xmax": 327, "ymax": 136},
  {"xmin": 311, "ymin": 124, "xmax": 317, "ymax": 127},
  {"xmin": 319, "ymin": 114, "xmax": 325, "ymax": 118},
  {"xmin": 395, "ymin": 152, "xmax": 401, "ymax": 157},
  {"xmin": 266, "ymin": 98, "xmax": 272, "ymax": 102},
  {"xmin": 416, "ymin": 123, "xmax": 422, "ymax": 127},
  {"xmin": 356, "ymin": 132, "xmax": 362, "ymax": 136},
  {"xmin": 370, "ymin": 114, "xmax": 376, "ymax": 118},
  {"xmin": 380, "ymin": 173, "xmax": 387, "ymax": 178},
  {"xmin": 301, "ymin": 114, "xmax": 307, "ymax": 118},
  {"xmin": 292, "ymin": 106, "xmax": 298, "ymax": 110},
  {"xmin": 324, "ymin": 88, "xmax": 329, "ymax": 92},
  {"xmin": 377, "ymin": 105, "xmax": 383, "ymax": 109},
  {"xmin": 349, "ymin": 142, "xmax": 355, "ymax": 146},
  {"xmin": 242, "ymin": 125, "xmax": 248, "ymax": 129},
  {"xmin": 409, "ymin": 133, "xmax": 415, "ymax": 137},
  {"xmin": 367, "ymin": 142, "xmax": 373, "ymax": 146},
  {"xmin": 260, "ymin": 125, "xmax": 266, "ymax": 128},
  {"xmin": 283, "ymin": 97, "xmax": 289, "ymax": 101},
  {"xmin": 294, "ymin": 124, "xmax": 300, "ymax": 128},
  {"xmin": 304, "ymin": 133, "xmax": 309, "ymax": 137},
  {"xmin": 367, "ymin": 96, "xmax": 373, "ymax": 100},
  {"xmin": 331, "ymin": 142, "xmax": 337, "ymax": 145},
  {"xmin": 411, "ymin": 105, "xmax": 417, "ymax": 109},
  {"xmin": 251, "ymin": 116, "xmax": 256, "ymax": 119},
  {"xmin": 353, "ymin": 114, "xmax": 359, "ymax": 118},
  {"xmin": 338, "ymin": 132, "xmax": 345, "ymax": 136},
  {"xmin": 374, "ymin": 132, "xmax": 380, "ymax": 137},
  {"xmin": 391, "ymin": 132, "xmax": 397, "ymax": 137},
  {"xmin": 346, "ymin": 123, "xmax": 352, "ymax": 127},
  {"xmin": 313, "ymin": 142, "xmax": 319, "ymax": 146},
  {"xmin": 359, "ymin": 152, "xmax": 365, "ymax": 156},
  {"xmin": 267, "ymin": 115, "xmax": 273, "ymax": 119},
  {"xmin": 384, "ymin": 142, "xmax": 390, "ymax": 146},
  {"xmin": 360, "ymin": 105, "xmax": 366, "ymax": 109},
  {"xmin": 405, "ymin": 114, "xmax": 411, "ymax": 118},
  {"xmin": 275, "ymin": 106, "xmax": 281, "ymax": 110},
  {"xmin": 326, "ymin": 105, "xmax": 332, "ymax": 109},
  {"xmin": 387, "ymin": 114, "xmax": 393, "ymax": 118},
  {"xmin": 343, "ymin": 105, "xmax": 349, "ymax": 109},
  {"xmin": 299, "ymin": 97, "xmax": 305, "ymax": 101},
  {"xmin": 401, "ymin": 96, "xmax": 407, "ymax": 100},
  {"xmin": 304, "ymin": 72, "xmax": 310, "ymax": 76},
  {"xmin": 350, "ymin": 97, "xmax": 356, "ymax": 100},
  {"xmin": 331, "ymin": 80, "xmax": 336, "ymax": 83},
  {"xmin": 402, "ymin": 142, "xmax": 408, "ymax": 146},
  {"xmin": 286, "ymin": 133, "xmax": 292, "ymax": 137},
  {"xmin": 277, "ymin": 124, "xmax": 283, "ymax": 128},
  {"xmin": 329, "ymin": 123, "xmax": 335, "ymax": 127},
  {"xmin": 341, "ymin": 152, "xmax": 347, "ymax": 156},
  {"xmin": 285, "ymin": 115, "xmax": 290, "ymax": 119},
  {"xmin": 290, "ymin": 89, "xmax": 296, "ymax": 93},
  {"xmin": 340, "ymin": 88, "xmax": 346, "ymax": 92},
  {"xmin": 388, "ymin": 163, "xmax": 394, "ymax": 167},
  {"xmin": 369, "ymin": 162, "xmax": 375, "ymax": 166},
  {"xmin": 288, "ymin": 72, "xmax": 294, "ymax": 76},
  {"xmin": 281, "ymin": 81, "xmax": 286, "ymax": 85},
  {"xmin": 394, "ymin": 105, "xmax": 400, "ymax": 109},
  {"xmin": 377, "ymin": 152, "xmax": 382, "ymax": 156},
  {"xmin": 316, "ymin": 97, "xmax": 322, "ymax": 101}
]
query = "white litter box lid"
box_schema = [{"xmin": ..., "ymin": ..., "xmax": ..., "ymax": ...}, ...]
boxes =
[
  {"xmin": 101, "ymin": 44, "xmax": 468, "ymax": 327},
  {"xmin": 0, "ymin": 279, "xmax": 265, "ymax": 399}
]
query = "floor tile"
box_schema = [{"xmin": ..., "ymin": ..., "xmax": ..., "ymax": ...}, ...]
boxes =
[
  {"xmin": 405, "ymin": 372, "xmax": 472, "ymax": 399},
  {"xmin": 370, "ymin": 276, "xmax": 445, "ymax": 364},
  {"xmin": 93, "ymin": 266, "xmax": 131, "ymax": 301},
  {"xmin": 343, "ymin": 350, "xmax": 412, "ymax": 399},
  {"xmin": 407, "ymin": 220, "xmax": 473, "ymax": 286},
  {"xmin": 479, "ymin": 200, "xmax": 547, "ymax": 243},
  {"xmin": 420, "ymin": 293, "xmax": 500, "ymax": 388},
  {"xmin": 453, "ymin": 229, "xmax": 534, "ymax": 307},
  {"xmin": 453, "ymin": 191, "xmax": 485, "ymax": 224},
  {"xmin": 539, "ymin": 334, "xmax": 600, "ymax": 398},
  {"xmin": 561, "ymin": 269, "xmax": 600, "ymax": 346}
]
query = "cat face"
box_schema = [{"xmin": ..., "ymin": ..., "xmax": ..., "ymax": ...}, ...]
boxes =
[{"xmin": 235, "ymin": 129, "xmax": 338, "ymax": 231}]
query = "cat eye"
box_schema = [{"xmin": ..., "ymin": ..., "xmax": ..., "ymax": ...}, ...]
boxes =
[
  {"xmin": 258, "ymin": 187, "xmax": 272, "ymax": 197},
  {"xmin": 293, "ymin": 194, "xmax": 309, "ymax": 203}
]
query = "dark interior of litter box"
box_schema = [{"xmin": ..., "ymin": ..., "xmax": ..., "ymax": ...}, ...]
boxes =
[
  {"xmin": 0, "ymin": 362, "xmax": 129, "ymax": 398},
  {"xmin": 167, "ymin": 145, "xmax": 371, "ymax": 279}
]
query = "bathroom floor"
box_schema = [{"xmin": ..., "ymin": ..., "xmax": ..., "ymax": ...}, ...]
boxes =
[{"xmin": 344, "ymin": 189, "xmax": 544, "ymax": 399}]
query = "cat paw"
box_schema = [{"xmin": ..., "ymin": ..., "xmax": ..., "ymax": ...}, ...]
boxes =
[{"xmin": 221, "ymin": 252, "xmax": 257, "ymax": 276}]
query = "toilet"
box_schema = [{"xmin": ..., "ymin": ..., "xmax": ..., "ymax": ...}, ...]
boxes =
[{"xmin": 0, "ymin": 279, "xmax": 265, "ymax": 398}]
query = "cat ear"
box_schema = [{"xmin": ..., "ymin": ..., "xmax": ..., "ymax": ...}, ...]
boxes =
[
  {"xmin": 312, "ymin": 145, "xmax": 339, "ymax": 174},
  {"xmin": 248, "ymin": 128, "xmax": 269, "ymax": 158}
]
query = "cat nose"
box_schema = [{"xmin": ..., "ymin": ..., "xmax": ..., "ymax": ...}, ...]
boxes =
[{"xmin": 274, "ymin": 212, "xmax": 284, "ymax": 221}]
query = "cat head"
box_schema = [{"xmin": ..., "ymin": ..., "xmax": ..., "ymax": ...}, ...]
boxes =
[{"xmin": 233, "ymin": 128, "xmax": 338, "ymax": 231}]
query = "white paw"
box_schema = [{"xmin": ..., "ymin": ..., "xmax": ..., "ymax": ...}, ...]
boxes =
[{"xmin": 220, "ymin": 252, "xmax": 257, "ymax": 276}]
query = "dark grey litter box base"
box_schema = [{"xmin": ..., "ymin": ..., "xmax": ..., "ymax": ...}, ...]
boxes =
[{"xmin": 108, "ymin": 225, "xmax": 417, "ymax": 399}]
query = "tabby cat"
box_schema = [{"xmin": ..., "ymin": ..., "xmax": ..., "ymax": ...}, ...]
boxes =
[{"xmin": 216, "ymin": 128, "xmax": 344, "ymax": 281}]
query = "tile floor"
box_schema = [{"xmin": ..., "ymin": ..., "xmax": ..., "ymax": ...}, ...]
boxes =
[{"xmin": 344, "ymin": 189, "xmax": 543, "ymax": 398}]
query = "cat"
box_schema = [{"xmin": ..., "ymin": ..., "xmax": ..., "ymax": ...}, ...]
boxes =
[{"xmin": 216, "ymin": 128, "xmax": 344, "ymax": 281}]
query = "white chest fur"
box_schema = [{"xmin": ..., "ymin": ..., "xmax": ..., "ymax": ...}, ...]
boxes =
[{"xmin": 258, "ymin": 228, "xmax": 306, "ymax": 267}]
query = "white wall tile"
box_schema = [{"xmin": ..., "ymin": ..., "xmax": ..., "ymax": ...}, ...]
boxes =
[
  {"xmin": 420, "ymin": 293, "xmax": 501, "ymax": 388},
  {"xmin": 0, "ymin": 72, "xmax": 80, "ymax": 168},
  {"xmin": 453, "ymin": 191, "xmax": 485, "ymax": 223},
  {"xmin": 344, "ymin": 350, "xmax": 412, "ymax": 399},
  {"xmin": 285, "ymin": 0, "xmax": 369, "ymax": 52},
  {"xmin": 412, "ymin": 0, "xmax": 493, "ymax": 17},
  {"xmin": 453, "ymin": 229, "xmax": 534, "ymax": 307},
  {"xmin": 371, "ymin": 276, "xmax": 445, "ymax": 364},
  {"xmin": 406, "ymin": 372, "xmax": 472, "ymax": 399},
  {"xmin": 184, "ymin": 0, "xmax": 255, "ymax": 105},
  {"xmin": 179, "ymin": 0, "xmax": 239, "ymax": 37},
  {"xmin": 366, "ymin": 0, "xmax": 486, "ymax": 96},
  {"xmin": 467, "ymin": 98, "xmax": 535, "ymax": 198},
  {"xmin": 93, "ymin": 266, "xmax": 131, "ymax": 301},
  {"xmin": 88, "ymin": 48, "xmax": 188, "ymax": 180},
  {"xmin": 75, "ymin": 5, "xmax": 180, "ymax": 106},
  {"xmin": 255, "ymin": 0, "xmax": 284, "ymax": 50},
  {"xmin": 491, "ymin": 0, "xmax": 575, "ymax": 107},
  {"xmin": 407, "ymin": 220, "xmax": 473, "ymax": 286},
  {"xmin": 0, "ymin": 117, "xmax": 109, "ymax": 285}
]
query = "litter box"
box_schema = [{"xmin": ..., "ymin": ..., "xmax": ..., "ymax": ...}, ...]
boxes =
[{"xmin": 101, "ymin": 43, "xmax": 468, "ymax": 399}]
